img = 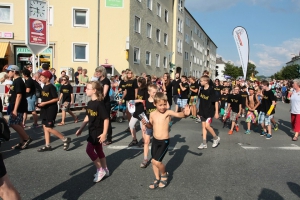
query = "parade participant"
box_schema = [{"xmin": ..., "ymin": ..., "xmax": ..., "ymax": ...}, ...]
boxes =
[
  {"xmin": 258, "ymin": 80, "xmax": 276, "ymax": 139},
  {"xmin": 142, "ymin": 92, "xmax": 190, "ymax": 189},
  {"xmin": 214, "ymin": 79, "xmax": 222, "ymax": 100},
  {"xmin": 75, "ymin": 81, "xmax": 109, "ymax": 182},
  {"xmin": 177, "ymin": 75, "xmax": 189, "ymax": 111},
  {"xmin": 189, "ymin": 76, "xmax": 199, "ymax": 119},
  {"xmin": 197, "ymin": 75, "xmax": 220, "ymax": 149},
  {"xmin": 128, "ymin": 77, "xmax": 148, "ymax": 147},
  {"xmin": 162, "ymin": 73, "xmax": 172, "ymax": 110},
  {"xmin": 7, "ymin": 65, "xmax": 33, "ymax": 150},
  {"xmin": 240, "ymin": 86, "xmax": 248, "ymax": 118},
  {"xmin": 219, "ymin": 88, "xmax": 229, "ymax": 117},
  {"xmin": 245, "ymin": 87, "xmax": 260, "ymax": 134},
  {"xmin": 140, "ymin": 84, "xmax": 157, "ymax": 168},
  {"xmin": 58, "ymin": 76, "xmax": 78, "ymax": 126},
  {"xmin": 226, "ymin": 86, "xmax": 242, "ymax": 135},
  {"xmin": 37, "ymin": 70, "xmax": 71, "ymax": 152},
  {"xmin": 171, "ymin": 73, "xmax": 181, "ymax": 113},
  {"xmin": 74, "ymin": 66, "xmax": 82, "ymax": 85},
  {"xmin": 290, "ymin": 79, "xmax": 300, "ymax": 141}
]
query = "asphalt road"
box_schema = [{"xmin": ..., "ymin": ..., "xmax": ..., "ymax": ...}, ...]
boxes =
[{"xmin": 1, "ymin": 102, "xmax": 300, "ymax": 200}]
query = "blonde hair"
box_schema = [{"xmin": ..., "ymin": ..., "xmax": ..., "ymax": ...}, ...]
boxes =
[
  {"xmin": 87, "ymin": 81, "xmax": 104, "ymax": 101},
  {"xmin": 95, "ymin": 66, "xmax": 107, "ymax": 77},
  {"xmin": 148, "ymin": 84, "xmax": 158, "ymax": 91},
  {"xmin": 154, "ymin": 92, "xmax": 168, "ymax": 104},
  {"xmin": 200, "ymin": 75, "xmax": 210, "ymax": 83}
]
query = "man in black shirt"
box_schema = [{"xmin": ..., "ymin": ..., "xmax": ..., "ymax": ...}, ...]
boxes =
[
  {"xmin": 7, "ymin": 65, "xmax": 32, "ymax": 150},
  {"xmin": 171, "ymin": 73, "xmax": 180, "ymax": 112}
]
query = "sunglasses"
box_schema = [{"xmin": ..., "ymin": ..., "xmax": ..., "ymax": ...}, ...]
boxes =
[{"xmin": 62, "ymin": 79, "xmax": 67, "ymax": 81}]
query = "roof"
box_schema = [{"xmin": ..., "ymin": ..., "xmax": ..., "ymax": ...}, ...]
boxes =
[{"xmin": 216, "ymin": 57, "xmax": 226, "ymax": 64}]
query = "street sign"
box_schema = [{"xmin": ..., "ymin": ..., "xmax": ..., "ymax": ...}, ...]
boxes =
[{"xmin": 25, "ymin": 0, "xmax": 49, "ymax": 55}]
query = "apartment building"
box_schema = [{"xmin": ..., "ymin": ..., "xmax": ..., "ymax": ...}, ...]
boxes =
[{"xmin": 0, "ymin": 0, "xmax": 216, "ymax": 79}]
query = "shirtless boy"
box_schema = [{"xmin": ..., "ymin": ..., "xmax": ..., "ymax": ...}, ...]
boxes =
[
  {"xmin": 245, "ymin": 87, "xmax": 260, "ymax": 134},
  {"xmin": 142, "ymin": 92, "xmax": 190, "ymax": 189}
]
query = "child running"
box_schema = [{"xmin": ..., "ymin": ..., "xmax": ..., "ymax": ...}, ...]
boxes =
[
  {"xmin": 37, "ymin": 71, "xmax": 71, "ymax": 152},
  {"xmin": 140, "ymin": 84, "xmax": 157, "ymax": 168},
  {"xmin": 226, "ymin": 86, "xmax": 242, "ymax": 135},
  {"xmin": 75, "ymin": 81, "xmax": 109, "ymax": 182},
  {"xmin": 197, "ymin": 75, "xmax": 220, "ymax": 149},
  {"xmin": 142, "ymin": 92, "xmax": 190, "ymax": 189},
  {"xmin": 245, "ymin": 87, "xmax": 260, "ymax": 134}
]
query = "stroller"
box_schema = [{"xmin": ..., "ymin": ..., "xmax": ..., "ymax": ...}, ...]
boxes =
[{"xmin": 110, "ymin": 91, "xmax": 126, "ymax": 123}]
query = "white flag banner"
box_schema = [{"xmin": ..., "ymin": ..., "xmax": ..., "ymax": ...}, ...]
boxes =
[{"xmin": 233, "ymin": 26, "xmax": 249, "ymax": 80}]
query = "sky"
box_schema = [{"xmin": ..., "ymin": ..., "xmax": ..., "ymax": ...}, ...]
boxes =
[{"xmin": 185, "ymin": 0, "xmax": 300, "ymax": 76}]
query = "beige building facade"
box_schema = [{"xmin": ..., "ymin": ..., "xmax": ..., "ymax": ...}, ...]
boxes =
[{"xmin": 0, "ymin": 0, "xmax": 216, "ymax": 80}]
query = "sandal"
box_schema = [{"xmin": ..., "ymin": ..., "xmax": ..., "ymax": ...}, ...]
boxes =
[
  {"xmin": 159, "ymin": 172, "xmax": 169, "ymax": 188},
  {"xmin": 74, "ymin": 117, "xmax": 78, "ymax": 123},
  {"xmin": 149, "ymin": 179, "xmax": 160, "ymax": 190},
  {"xmin": 37, "ymin": 146, "xmax": 52, "ymax": 152},
  {"xmin": 12, "ymin": 143, "xmax": 23, "ymax": 150},
  {"xmin": 63, "ymin": 137, "xmax": 71, "ymax": 150},
  {"xmin": 57, "ymin": 123, "xmax": 65, "ymax": 126},
  {"xmin": 22, "ymin": 137, "xmax": 33, "ymax": 149},
  {"xmin": 103, "ymin": 140, "xmax": 112, "ymax": 146},
  {"xmin": 140, "ymin": 159, "xmax": 149, "ymax": 168},
  {"xmin": 292, "ymin": 136, "xmax": 298, "ymax": 141}
]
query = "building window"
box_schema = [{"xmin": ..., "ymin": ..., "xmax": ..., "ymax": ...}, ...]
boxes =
[
  {"xmin": 178, "ymin": 18, "xmax": 183, "ymax": 33},
  {"xmin": 137, "ymin": 0, "xmax": 141, "ymax": 2},
  {"xmin": 164, "ymin": 10, "xmax": 168, "ymax": 23},
  {"xmin": 164, "ymin": 33, "xmax": 168, "ymax": 45},
  {"xmin": 73, "ymin": 43, "xmax": 88, "ymax": 62},
  {"xmin": 0, "ymin": 4, "xmax": 13, "ymax": 24},
  {"xmin": 147, "ymin": 0, "xmax": 152, "ymax": 10},
  {"xmin": 156, "ymin": 29, "xmax": 160, "ymax": 42},
  {"xmin": 73, "ymin": 9, "xmax": 89, "ymax": 27},
  {"xmin": 178, "ymin": 0, "xmax": 183, "ymax": 12},
  {"xmin": 157, "ymin": 3, "xmax": 161, "ymax": 17},
  {"xmin": 177, "ymin": 39, "xmax": 182, "ymax": 53},
  {"xmin": 163, "ymin": 57, "xmax": 167, "ymax": 68},
  {"xmin": 146, "ymin": 51, "xmax": 151, "ymax": 66},
  {"xmin": 134, "ymin": 47, "xmax": 140, "ymax": 64},
  {"xmin": 185, "ymin": 52, "xmax": 189, "ymax": 60},
  {"xmin": 48, "ymin": 6, "xmax": 53, "ymax": 26},
  {"xmin": 147, "ymin": 23, "xmax": 152, "ymax": 38},
  {"xmin": 134, "ymin": 16, "xmax": 141, "ymax": 33},
  {"xmin": 156, "ymin": 54, "xmax": 160, "ymax": 67}
]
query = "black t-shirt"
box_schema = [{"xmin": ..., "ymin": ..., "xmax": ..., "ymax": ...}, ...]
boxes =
[
  {"xmin": 60, "ymin": 84, "xmax": 73, "ymax": 103},
  {"xmin": 119, "ymin": 79, "xmax": 126, "ymax": 91},
  {"xmin": 86, "ymin": 100, "xmax": 109, "ymax": 145},
  {"xmin": 214, "ymin": 85, "xmax": 223, "ymax": 100},
  {"xmin": 74, "ymin": 72, "xmax": 79, "ymax": 85},
  {"xmin": 124, "ymin": 79, "xmax": 138, "ymax": 100},
  {"xmin": 239, "ymin": 91, "xmax": 248, "ymax": 106},
  {"xmin": 227, "ymin": 94, "xmax": 242, "ymax": 113},
  {"xmin": 260, "ymin": 90, "xmax": 276, "ymax": 114},
  {"xmin": 9, "ymin": 77, "xmax": 28, "ymax": 113},
  {"xmin": 220, "ymin": 94, "xmax": 229, "ymax": 109},
  {"xmin": 145, "ymin": 98, "xmax": 156, "ymax": 118},
  {"xmin": 171, "ymin": 79, "xmax": 181, "ymax": 95},
  {"xmin": 165, "ymin": 83, "xmax": 173, "ymax": 106},
  {"xmin": 198, "ymin": 86, "xmax": 217, "ymax": 118},
  {"xmin": 180, "ymin": 82, "xmax": 189, "ymax": 99},
  {"xmin": 100, "ymin": 77, "xmax": 111, "ymax": 105},
  {"xmin": 133, "ymin": 88, "xmax": 148, "ymax": 119},
  {"xmin": 40, "ymin": 84, "xmax": 58, "ymax": 120},
  {"xmin": 190, "ymin": 82, "xmax": 199, "ymax": 96},
  {"xmin": 25, "ymin": 77, "xmax": 35, "ymax": 98}
]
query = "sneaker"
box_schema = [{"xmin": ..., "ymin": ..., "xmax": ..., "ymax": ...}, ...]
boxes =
[
  {"xmin": 241, "ymin": 114, "xmax": 245, "ymax": 118},
  {"xmin": 273, "ymin": 123, "xmax": 279, "ymax": 131},
  {"xmin": 212, "ymin": 137, "xmax": 220, "ymax": 148},
  {"xmin": 266, "ymin": 133, "xmax": 272, "ymax": 139},
  {"xmin": 94, "ymin": 168, "xmax": 110, "ymax": 177},
  {"xmin": 235, "ymin": 125, "xmax": 239, "ymax": 132},
  {"xmin": 30, "ymin": 124, "xmax": 39, "ymax": 128},
  {"xmin": 228, "ymin": 130, "xmax": 233, "ymax": 135},
  {"xmin": 195, "ymin": 118, "xmax": 201, "ymax": 123},
  {"xmin": 245, "ymin": 130, "xmax": 251, "ymax": 134},
  {"xmin": 260, "ymin": 131, "xmax": 266, "ymax": 136},
  {"xmin": 140, "ymin": 159, "xmax": 149, "ymax": 168},
  {"xmin": 128, "ymin": 139, "xmax": 138, "ymax": 147},
  {"xmin": 189, "ymin": 115, "xmax": 194, "ymax": 118},
  {"xmin": 93, "ymin": 169, "xmax": 106, "ymax": 182},
  {"xmin": 197, "ymin": 143, "xmax": 207, "ymax": 149}
]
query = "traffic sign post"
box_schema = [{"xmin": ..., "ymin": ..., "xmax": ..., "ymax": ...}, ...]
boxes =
[{"xmin": 25, "ymin": 0, "xmax": 49, "ymax": 73}]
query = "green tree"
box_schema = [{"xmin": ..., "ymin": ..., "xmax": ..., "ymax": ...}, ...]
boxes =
[
  {"xmin": 271, "ymin": 64, "xmax": 300, "ymax": 80},
  {"xmin": 222, "ymin": 62, "xmax": 240, "ymax": 79}
]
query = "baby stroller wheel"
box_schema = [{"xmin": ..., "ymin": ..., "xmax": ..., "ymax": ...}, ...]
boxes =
[{"xmin": 117, "ymin": 117, "xmax": 123, "ymax": 123}]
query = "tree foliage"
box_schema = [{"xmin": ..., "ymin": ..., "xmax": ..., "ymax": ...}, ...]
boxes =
[
  {"xmin": 270, "ymin": 64, "xmax": 300, "ymax": 80},
  {"xmin": 222, "ymin": 62, "xmax": 259, "ymax": 80}
]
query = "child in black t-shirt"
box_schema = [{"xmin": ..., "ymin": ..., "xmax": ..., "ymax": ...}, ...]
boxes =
[
  {"xmin": 58, "ymin": 76, "xmax": 78, "ymax": 126},
  {"xmin": 178, "ymin": 76, "xmax": 189, "ymax": 111},
  {"xmin": 76, "ymin": 81, "xmax": 109, "ymax": 183},
  {"xmin": 226, "ymin": 86, "xmax": 242, "ymax": 135},
  {"xmin": 189, "ymin": 77, "xmax": 199, "ymax": 119},
  {"xmin": 240, "ymin": 86, "xmax": 248, "ymax": 117},
  {"xmin": 37, "ymin": 70, "xmax": 71, "ymax": 152},
  {"xmin": 197, "ymin": 75, "xmax": 220, "ymax": 149},
  {"xmin": 219, "ymin": 88, "xmax": 229, "ymax": 117}
]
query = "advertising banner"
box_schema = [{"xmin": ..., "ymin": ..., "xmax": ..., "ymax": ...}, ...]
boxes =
[
  {"xmin": 29, "ymin": 19, "xmax": 47, "ymax": 45},
  {"xmin": 233, "ymin": 26, "xmax": 249, "ymax": 80},
  {"xmin": 106, "ymin": 0, "xmax": 124, "ymax": 8}
]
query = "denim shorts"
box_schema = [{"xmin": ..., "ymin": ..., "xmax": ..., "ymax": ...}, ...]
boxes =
[
  {"xmin": 8, "ymin": 112, "xmax": 23, "ymax": 126},
  {"xmin": 177, "ymin": 99, "xmax": 188, "ymax": 108},
  {"xmin": 27, "ymin": 95, "xmax": 36, "ymax": 112},
  {"xmin": 258, "ymin": 112, "xmax": 273, "ymax": 126}
]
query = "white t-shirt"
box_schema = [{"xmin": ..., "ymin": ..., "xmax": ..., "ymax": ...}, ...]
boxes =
[{"xmin": 290, "ymin": 90, "xmax": 300, "ymax": 114}]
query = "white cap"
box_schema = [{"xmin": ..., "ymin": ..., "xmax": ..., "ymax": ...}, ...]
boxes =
[{"xmin": 3, "ymin": 80, "xmax": 13, "ymax": 85}]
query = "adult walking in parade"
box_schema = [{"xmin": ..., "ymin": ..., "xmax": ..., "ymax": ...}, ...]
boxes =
[
  {"xmin": 171, "ymin": 72, "xmax": 181, "ymax": 112},
  {"xmin": 162, "ymin": 73, "xmax": 173, "ymax": 109},
  {"xmin": 290, "ymin": 79, "xmax": 300, "ymax": 141}
]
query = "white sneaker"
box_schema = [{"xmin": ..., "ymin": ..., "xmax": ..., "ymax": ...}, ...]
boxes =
[
  {"xmin": 241, "ymin": 114, "xmax": 245, "ymax": 118},
  {"xmin": 197, "ymin": 143, "xmax": 207, "ymax": 149},
  {"xmin": 195, "ymin": 118, "xmax": 201, "ymax": 123},
  {"xmin": 94, "ymin": 169, "xmax": 110, "ymax": 177},
  {"xmin": 212, "ymin": 137, "xmax": 220, "ymax": 148},
  {"xmin": 93, "ymin": 169, "xmax": 106, "ymax": 182}
]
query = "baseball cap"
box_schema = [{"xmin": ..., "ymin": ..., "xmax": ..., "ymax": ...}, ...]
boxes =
[
  {"xmin": 248, "ymin": 87, "xmax": 255, "ymax": 90},
  {"xmin": 40, "ymin": 70, "xmax": 53, "ymax": 80},
  {"xmin": 3, "ymin": 80, "xmax": 13, "ymax": 85},
  {"xmin": 7, "ymin": 65, "xmax": 20, "ymax": 71}
]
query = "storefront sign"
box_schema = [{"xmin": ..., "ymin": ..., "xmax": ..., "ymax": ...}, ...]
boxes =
[
  {"xmin": 29, "ymin": 19, "xmax": 47, "ymax": 45},
  {"xmin": 0, "ymin": 32, "xmax": 14, "ymax": 39},
  {"xmin": 106, "ymin": 0, "xmax": 124, "ymax": 8},
  {"xmin": 16, "ymin": 47, "xmax": 52, "ymax": 54}
]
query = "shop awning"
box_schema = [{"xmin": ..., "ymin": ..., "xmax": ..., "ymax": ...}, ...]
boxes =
[{"xmin": 0, "ymin": 42, "xmax": 9, "ymax": 59}]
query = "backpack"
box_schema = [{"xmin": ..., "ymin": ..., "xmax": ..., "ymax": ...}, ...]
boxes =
[
  {"xmin": 34, "ymin": 80, "xmax": 42, "ymax": 98},
  {"xmin": 0, "ymin": 118, "xmax": 10, "ymax": 142}
]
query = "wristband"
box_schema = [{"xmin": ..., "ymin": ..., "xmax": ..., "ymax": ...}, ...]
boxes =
[{"xmin": 267, "ymin": 105, "xmax": 275, "ymax": 115}]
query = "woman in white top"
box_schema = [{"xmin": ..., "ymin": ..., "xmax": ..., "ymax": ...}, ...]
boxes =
[{"xmin": 290, "ymin": 79, "xmax": 300, "ymax": 141}]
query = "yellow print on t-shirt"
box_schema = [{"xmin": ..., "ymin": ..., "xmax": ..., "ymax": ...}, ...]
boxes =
[
  {"xmin": 241, "ymin": 94, "xmax": 248, "ymax": 98},
  {"xmin": 263, "ymin": 95, "xmax": 269, "ymax": 100},
  {"xmin": 137, "ymin": 95, "xmax": 143, "ymax": 100},
  {"xmin": 231, "ymin": 98, "xmax": 239, "ymax": 103},
  {"xmin": 42, "ymin": 91, "xmax": 49, "ymax": 97},
  {"xmin": 62, "ymin": 89, "xmax": 69, "ymax": 93},
  {"xmin": 87, "ymin": 109, "xmax": 98, "ymax": 117},
  {"xmin": 200, "ymin": 93, "xmax": 209, "ymax": 100},
  {"xmin": 125, "ymin": 83, "xmax": 133, "ymax": 87},
  {"xmin": 146, "ymin": 108, "xmax": 156, "ymax": 115}
]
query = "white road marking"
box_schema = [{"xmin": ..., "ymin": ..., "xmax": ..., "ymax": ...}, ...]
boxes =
[
  {"xmin": 240, "ymin": 146, "xmax": 261, "ymax": 150},
  {"xmin": 106, "ymin": 145, "xmax": 178, "ymax": 150}
]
